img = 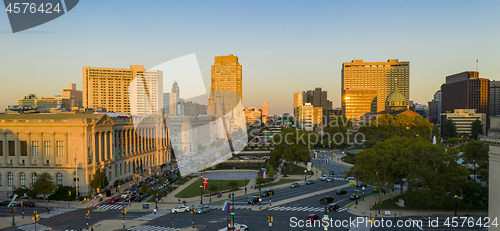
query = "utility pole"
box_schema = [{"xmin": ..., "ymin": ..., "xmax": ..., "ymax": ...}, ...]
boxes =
[
  {"xmin": 191, "ymin": 205, "xmax": 195, "ymax": 228},
  {"xmin": 231, "ymin": 192, "xmax": 235, "ymax": 229},
  {"xmin": 200, "ymin": 173, "xmax": 203, "ymax": 205},
  {"xmin": 12, "ymin": 186, "xmax": 15, "ymax": 226},
  {"xmin": 121, "ymin": 204, "xmax": 126, "ymax": 228}
]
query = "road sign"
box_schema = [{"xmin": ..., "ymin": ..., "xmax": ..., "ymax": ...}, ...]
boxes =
[{"xmin": 348, "ymin": 177, "xmax": 355, "ymax": 186}]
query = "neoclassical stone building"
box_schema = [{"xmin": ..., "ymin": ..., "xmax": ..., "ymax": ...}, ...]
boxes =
[
  {"xmin": 481, "ymin": 116, "xmax": 500, "ymax": 231},
  {"xmin": 0, "ymin": 112, "xmax": 170, "ymax": 197}
]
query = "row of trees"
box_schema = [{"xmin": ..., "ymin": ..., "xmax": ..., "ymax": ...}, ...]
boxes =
[
  {"xmin": 443, "ymin": 119, "xmax": 484, "ymax": 140},
  {"xmin": 267, "ymin": 128, "xmax": 313, "ymax": 173}
]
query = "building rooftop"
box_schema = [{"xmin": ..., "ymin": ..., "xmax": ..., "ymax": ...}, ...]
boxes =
[{"xmin": 0, "ymin": 113, "xmax": 100, "ymax": 120}]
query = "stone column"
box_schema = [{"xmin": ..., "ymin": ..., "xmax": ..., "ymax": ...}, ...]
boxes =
[{"xmin": 489, "ymin": 145, "xmax": 500, "ymax": 231}]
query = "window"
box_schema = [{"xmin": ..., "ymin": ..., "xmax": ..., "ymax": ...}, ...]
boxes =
[
  {"xmin": 56, "ymin": 173, "xmax": 63, "ymax": 186},
  {"xmin": 32, "ymin": 141, "xmax": 39, "ymax": 157},
  {"xmin": 20, "ymin": 172, "xmax": 25, "ymax": 187},
  {"xmin": 44, "ymin": 141, "xmax": 51, "ymax": 157},
  {"xmin": 20, "ymin": 141, "xmax": 27, "ymax": 156},
  {"xmin": 0, "ymin": 141, "xmax": 3, "ymax": 156},
  {"xmin": 57, "ymin": 141, "xmax": 64, "ymax": 157},
  {"xmin": 7, "ymin": 172, "xmax": 13, "ymax": 187},
  {"xmin": 32, "ymin": 173, "xmax": 37, "ymax": 185},
  {"xmin": 8, "ymin": 141, "xmax": 15, "ymax": 156}
]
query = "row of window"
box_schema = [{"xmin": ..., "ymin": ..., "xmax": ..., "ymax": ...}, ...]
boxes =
[
  {"xmin": 0, "ymin": 141, "xmax": 64, "ymax": 157},
  {"xmin": 0, "ymin": 172, "xmax": 63, "ymax": 187}
]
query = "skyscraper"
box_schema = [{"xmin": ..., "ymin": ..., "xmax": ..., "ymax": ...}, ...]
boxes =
[
  {"xmin": 341, "ymin": 59, "xmax": 409, "ymax": 120},
  {"xmin": 82, "ymin": 65, "xmax": 163, "ymax": 115},
  {"xmin": 441, "ymin": 71, "xmax": 489, "ymax": 120},
  {"xmin": 490, "ymin": 81, "xmax": 500, "ymax": 117},
  {"xmin": 293, "ymin": 92, "xmax": 303, "ymax": 114},
  {"xmin": 263, "ymin": 103, "xmax": 269, "ymax": 117},
  {"xmin": 209, "ymin": 54, "xmax": 242, "ymax": 114}
]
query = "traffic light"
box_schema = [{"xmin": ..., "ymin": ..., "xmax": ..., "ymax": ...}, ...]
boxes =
[
  {"xmin": 36, "ymin": 214, "xmax": 39, "ymax": 220},
  {"xmin": 69, "ymin": 190, "xmax": 71, "ymax": 196},
  {"xmin": 13, "ymin": 207, "xmax": 15, "ymax": 212},
  {"xmin": 124, "ymin": 209, "xmax": 127, "ymax": 214},
  {"xmin": 258, "ymin": 193, "xmax": 261, "ymax": 198},
  {"xmin": 231, "ymin": 221, "xmax": 234, "ymax": 226},
  {"xmin": 270, "ymin": 216, "xmax": 273, "ymax": 222},
  {"xmin": 21, "ymin": 201, "xmax": 23, "ymax": 206},
  {"xmin": 267, "ymin": 216, "xmax": 270, "ymax": 222}
]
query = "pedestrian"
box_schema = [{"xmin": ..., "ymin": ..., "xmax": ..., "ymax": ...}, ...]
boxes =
[
  {"xmin": 178, "ymin": 198, "xmax": 180, "ymax": 204},
  {"xmin": 153, "ymin": 208, "xmax": 157, "ymax": 214}
]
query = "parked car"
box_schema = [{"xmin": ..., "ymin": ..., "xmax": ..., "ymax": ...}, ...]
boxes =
[
  {"xmin": 336, "ymin": 189, "xmax": 347, "ymax": 195},
  {"xmin": 319, "ymin": 196, "xmax": 335, "ymax": 204},
  {"xmin": 307, "ymin": 214, "xmax": 319, "ymax": 221},
  {"xmin": 290, "ymin": 183, "xmax": 300, "ymax": 188},
  {"xmin": 306, "ymin": 180, "xmax": 315, "ymax": 185},
  {"xmin": 349, "ymin": 194, "xmax": 356, "ymax": 200},
  {"xmin": 329, "ymin": 170, "xmax": 336, "ymax": 175},
  {"xmin": 261, "ymin": 190, "xmax": 274, "ymax": 197},
  {"xmin": 196, "ymin": 206, "xmax": 212, "ymax": 214},
  {"xmin": 328, "ymin": 203, "xmax": 340, "ymax": 212},
  {"xmin": 0, "ymin": 201, "xmax": 10, "ymax": 206},
  {"xmin": 320, "ymin": 175, "xmax": 328, "ymax": 181},
  {"xmin": 135, "ymin": 196, "xmax": 145, "ymax": 202},
  {"xmin": 358, "ymin": 182, "xmax": 367, "ymax": 187},
  {"xmin": 108, "ymin": 197, "xmax": 120, "ymax": 204},
  {"xmin": 171, "ymin": 205, "xmax": 190, "ymax": 213},
  {"xmin": 326, "ymin": 177, "xmax": 334, "ymax": 182},
  {"xmin": 16, "ymin": 201, "xmax": 35, "ymax": 207},
  {"xmin": 372, "ymin": 186, "xmax": 386, "ymax": 194},
  {"xmin": 124, "ymin": 196, "xmax": 136, "ymax": 202},
  {"xmin": 248, "ymin": 197, "xmax": 260, "ymax": 204}
]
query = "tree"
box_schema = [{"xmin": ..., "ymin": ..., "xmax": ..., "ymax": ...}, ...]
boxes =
[
  {"xmin": 470, "ymin": 119, "xmax": 484, "ymax": 140},
  {"xmin": 432, "ymin": 126, "xmax": 440, "ymax": 141},
  {"xmin": 157, "ymin": 178, "xmax": 164, "ymax": 186},
  {"xmin": 32, "ymin": 173, "xmax": 57, "ymax": 201},
  {"xmin": 208, "ymin": 184, "xmax": 218, "ymax": 193},
  {"xmin": 443, "ymin": 119, "xmax": 458, "ymax": 139},
  {"xmin": 227, "ymin": 180, "xmax": 239, "ymax": 191},
  {"xmin": 269, "ymin": 128, "xmax": 313, "ymax": 171},
  {"xmin": 266, "ymin": 164, "xmax": 275, "ymax": 178},
  {"xmin": 456, "ymin": 181, "xmax": 488, "ymax": 215},
  {"xmin": 90, "ymin": 169, "xmax": 109, "ymax": 192},
  {"xmin": 461, "ymin": 140, "xmax": 489, "ymax": 182},
  {"xmin": 141, "ymin": 183, "xmax": 149, "ymax": 194}
]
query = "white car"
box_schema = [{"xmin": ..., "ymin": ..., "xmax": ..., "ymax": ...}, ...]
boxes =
[
  {"xmin": 218, "ymin": 223, "xmax": 248, "ymax": 231},
  {"xmin": 120, "ymin": 193, "xmax": 129, "ymax": 199},
  {"xmin": 171, "ymin": 205, "xmax": 190, "ymax": 213},
  {"xmin": 320, "ymin": 175, "xmax": 328, "ymax": 181}
]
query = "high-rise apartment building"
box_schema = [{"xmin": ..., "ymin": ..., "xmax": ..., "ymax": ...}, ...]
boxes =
[
  {"xmin": 263, "ymin": 103, "xmax": 269, "ymax": 117},
  {"xmin": 82, "ymin": 65, "xmax": 163, "ymax": 115},
  {"xmin": 293, "ymin": 92, "xmax": 303, "ymax": 117},
  {"xmin": 441, "ymin": 71, "xmax": 489, "ymax": 119},
  {"xmin": 295, "ymin": 103, "xmax": 322, "ymax": 131},
  {"xmin": 490, "ymin": 81, "xmax": 500, "ymax": 117},
  {"xmin": 302, "ymin": 87, "xmax": 332, "ymax": 124},
  {"xmin": 209, "ymin": 55, "xmax": 242, "ymax": 115},
  {"xmin": 341, "ymin": 59, "xmax": 409, "ymax": 120}
]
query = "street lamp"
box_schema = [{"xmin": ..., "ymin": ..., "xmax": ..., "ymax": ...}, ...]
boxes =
[
  {"xmin": 304, "ymin": 169, "xmax": 307, "ymax": 182},
  {"xmin": 454, "ymin": 195, "xmax": 458, "ymax": 216},
  {"xmin": 12, "ymin": 185, "xmax": 15, "ymax": 226},
  {"xmin": 394, "ymin": 213, "xmax": 397, "ymax": 231},
  {"xmin": 362, "ymin": 187, "xmax": 365, "ymax": 201},
  {"xmin": 200, "ymin": 173, "xmax": 203, "ymax": 205}
]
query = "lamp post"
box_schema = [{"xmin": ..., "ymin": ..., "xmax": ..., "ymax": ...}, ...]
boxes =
[
  {"xmin": 244, "ymin": 178, "xmax": 247, "ymax": 195},
  {"xmin": 200, "ymin": 173, "xmax": 203, "ymax": 205},
  {"xmin": 394, "ymin": 213, "xmax": 397, "ymax": 231},
  {"xmin": 304, "ymin": 169, "xmax": 306, "ymax": 182},
  {"xmin": 454, "ymin": 195, "xmax": 458, "ymax": 216},
  {"xmin": 362, "ymin": 187, "xmax": 365, "ymax": 201},
  {"xmin": 229, "ymin": 192, "xmax": 235, "ymax": 229},
  {"xmin": 209, "ymin": 184, "xmax": 212, "ymax": 203},
  {"xmin": 12, "ymin": 185, "xmax": 15, "ymax": 226}
]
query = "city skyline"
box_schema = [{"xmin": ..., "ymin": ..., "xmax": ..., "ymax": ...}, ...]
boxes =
[{"xmin": 1, "ymin": 1, "xmax": 499, "ymax": 115}]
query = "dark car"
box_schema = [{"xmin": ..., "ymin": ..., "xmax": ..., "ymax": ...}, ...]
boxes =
[
  {"xmin": 16, "ymin": 201, "xmax": 35, "ymax": 207},
  {"xmin": 306, "ymin": 180, "xmax": 315, "ymax": 185},
  {"xmin": 135, "ymin": 195, "xmax": 145, "ymax": 202},
  {"xmin": 0, "ymin": 201, "xmax": 10, "ymax": 206},
  {"xmin": 319, "ymin": 196, "xmax": 335, "ymax": 204},
  {"xmin": 329, "ymin": 170, "xmax": 336, "ymax": 175},
  {"xmin": 358, "ymin": 182, "xmax": 367, "ymax": 187},
  {"xmin": 248, "ymin": 197, "xmax": 260, "ymax": 204},
  {"xmin": 373, "ymin": 186, "xmax": 386, "ymax": 194},
  {"xmin": 307, "ymin": 214, "xmax": 319, "ymax": 221},
  {"xmin": 336, "ymin": 189, "xmax": 347, "ymax": 195},
  {"xmin": 328, "ymin": 203, "xmax": 340, "ymax": 212},
  {"xmin": 262, "ymin": 190, "xmax": 274, "ymax": 197},
  {"xmin": 349, "ymin": 194, "xmax": 356, "ymax": 200},
  {"xmin": 124, "ymin": 195, "xmax": 136, "ymax": 202},
  {"xmin": 290, "ymin": 183, "xmax": 300, "ymax": 188}
]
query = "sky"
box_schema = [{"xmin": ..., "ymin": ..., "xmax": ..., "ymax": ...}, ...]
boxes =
[{"xmin": 1, "ymin": 0, "xmax": 499, "ymax": 115}]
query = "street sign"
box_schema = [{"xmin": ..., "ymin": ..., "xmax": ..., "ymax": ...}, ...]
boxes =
[{"xmin": 269, "ymin": 223, "xmax": 272, "ymax": 227}]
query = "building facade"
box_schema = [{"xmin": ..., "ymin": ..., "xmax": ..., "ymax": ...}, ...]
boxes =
[
  {"xmin": 434, "ymin": 90, "xmax": 442, "ymax": 122},
  {"xmin": 209, "ymin": 55, "xmax": 242, "ymax": 116},
  {"xmin": 440, "ymin": 109, "xmax": 486, "ymax": 135},
  {"xmin": 342, "ymin": 59, "xmax": 409, "ymax": 119},
  {"xmin": 243, "ymin": 107, "xmax": 262, "ymax": 125},
  {"xmin": 342, "ymin": 88, "xmax": 378, "ymax": 120},
  {"xmin": 0, "ymin": 113, "xmax": 170, "ymax": 197},
  {"xmin": 294, "ymin": 103, "xmax": 322, "ymax": 131},
  {"xmin": 490, "ymin": 81, "xmax": 500, "ymax": 117},
  {"xmin": 82, "ymin": 65, "xmax": 163, "ymax": 115},
  {"xmin": 481, "ymin": 117, "xmax": 500, "ymax": 231}
]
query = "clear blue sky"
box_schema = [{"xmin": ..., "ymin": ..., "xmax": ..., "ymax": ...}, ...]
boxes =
[{"xmin": 1, "ymin": 0, "xmax": 499, "ymax": 115}]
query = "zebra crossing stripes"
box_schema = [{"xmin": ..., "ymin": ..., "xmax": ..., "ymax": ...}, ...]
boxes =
[
  {"xmin": 18, "ymin": 224, "xmax": 51, "ymax": 231},
  {"xmin": 211, "ymin": 204, "xmax": 260, "ymax": 210},
  {"xmin": 268, "ymin": 206, "xmax": 324, "ymax": 212},
  {"xmin": 97, "ymin": 204, "xmax": 125, "ymax": 210},
  {"xmin": 128, "ymin": 225, "xmax": 179, "ymax": 231},
  {"xmin": 135, "ymin": 210, "xmax": 170, "ymax": 221},
  {"xmin": 38, "ymin": 208, "xmax": 77, "ymax": 219}
]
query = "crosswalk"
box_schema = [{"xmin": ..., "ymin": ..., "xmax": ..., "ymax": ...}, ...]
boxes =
[
  {"xmin": 269, "ymin": 206, "xmax": 324, "ymax": 212},
  {"xmin": 135, "ymin": 210, "xmax": 170, "ymax": 221},
  {"xmin": 38, "ymin": 208, "xmax": 77, "ymax": 219},
  {"xmin": 349, "ymin": 216, "xmax": 370, "ymax": 231},
  {"xmin": 128, "ymin": 225, "xmax": 179, "ymax": 231},
  {"xmin": 18, "ymin": 224, "xmax": 51, "ymax": 231},
  {"xmin": 96, "ymin": 204, "xmax": 126, "ymax": 210},
  {"xmin": 211, "ymin": 204, "xmax": 261, "ymax": 210}
]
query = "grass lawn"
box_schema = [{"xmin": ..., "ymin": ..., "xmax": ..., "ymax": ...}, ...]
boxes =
[
  {"xmin": 175, "ymin": 179, "xmax": 250, "ymax": 198},
  {"xmin": 378, "ymin": 195, "xmax": 488, "ymax": 211},
  {"xmin": 341, "ymin": 155, "xmax": 355, "ymax": 165},
  {"xmin": 281, "ymin": 163, "xmax": 313, "ymax": 175}
]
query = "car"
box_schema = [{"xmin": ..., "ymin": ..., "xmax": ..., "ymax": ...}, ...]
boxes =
[
  {"xmin": 372, "ymin": 186, "xmax": 386, "ymax": 194},
  {"xmin": 248, "ymin": 197, "xmax": 260, "ymax": 204},
  {"xmin": 196, "ymin": 206, "xmax": 212, "ymax": 214},
  {"xmin": 358, "ymin": 182, "xmax": 367, "ymax": 187},
  {"xmin": 320, "ymin": 175, "xmax": 328, "ymax": 181},
  {"xmin": 218, "ymin": 223, "xmax": 248, "ymax": 231},
  {"xmin": 121, "ymin": 192, "xmax": 130, "ymax": 199},
  {"xmin": 306, "ymin": 180, "xmax": 314, "ymax": 185},
  {"xmin": 319, "ymin": 196, "xmax": 335, "ymax": 204},
  {"xmin": 261, "ymin": 190, "xmax": 274, "ymax": 197},
  {"xmin": 328, "ymin": 203, "xmax": 340, "ymax": 212},
  {"xmin": 16, "ymin": 201, "xmax": 35, "ymax": 207},
  {"xmin": 336, "ymin": 189, "xmax": 347, "ymax": 195},
  {"xmin": 171, "ymin": 205, "xmax": 190, "ymax": 213},
  {"xmin": 307, "ymin": 214, "xmax": 319, "ymax": 221},
  {"xmin": 290, "ymin": 183, "xmax": 300, "ymax": 188},
  {"xmin": 108, "ymin": 197, "xmax": 120, "ymax": 204},
  {"xmin": 0, "ymin": 201, "xmax": 10, "ymax": 206},
  {"xmin": 349, "ymin": 194, "xmax": 356, "ymax": 200},
  {"xmin": 329, "ymin": 170, "xmax": 336, "ymax": 175},
  {"xmin": 124, "ymin": 195, "xmax": 136, "ymax": 202},
  {"xmin": 326, "ymin": 177, "xmax": 334, "ymax": 182},
  {"xmin": 135, "ymin": 195, "xmax": 145, "ymax": 202}
]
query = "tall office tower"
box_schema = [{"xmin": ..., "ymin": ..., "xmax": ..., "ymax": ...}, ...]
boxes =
[
  {"xmin": 302, "ymin": 87, "xmax": 332, "ymax": 123},
  {"xmin": 61, "ymin": 83, "xmax": 83, "ymax": 108},
  {"xmin": 295, "ymin": 103, "xmax": 323, "ymax": 131},
  {"xmin": 341, "ymin": 59, "xmax": 409, "ymax": 120},
  {"xmin": 434, "ymin": 90, "xmax": 442, "ymax": 122},
  {"xmin": 83, "ymin": 65, "xmax": 163, "ymax": 115},
  {"xmin": 293, "ymin": 92, "xmax": 303, "ymax": 113},
  {"xmin": 263, "ymin": 103, "xmax": 269, "ymax": 117},
  {"xmin": 209, "ymin": 54, "xmax": 242, "ymax": 117},
  {"xmin": 163, "ymin": 93, "xmax": 178, "ymax": 115},
  {"xmin": 490, "ymin": 81, "xmax": 500, "ymax": 117},
  {"xmin": 172, "ymin": 80, "xmax": 180, "ymax": 102},
  {"xmin": 441, "ymin": 71, "xmax": 489, "ymax": 120}
]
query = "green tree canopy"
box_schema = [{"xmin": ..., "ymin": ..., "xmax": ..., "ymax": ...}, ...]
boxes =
[
  {"xmin": 456, "ymin": 180, "xmax": 488, "ymax": 215},
  {"xmin": 32, "ymin": 172, "xmax": 57, "ymax": 199},
  {"xmin": 461, "ymin": 140, "xmax": 489, "ymax": 182},
  {"xmin": 269, "ymin": 128, "xmax": 313, "ymax": 171},
  {"xmin": 443, "ymin": 119, "xmax": 458, "ymax": 139},
  {"xmin": 227, "ymin": 180, "xmax": 239, "ymax": 191},
  {"xmin": 470, "ymin": 119, "xmax": 484, "ymax": 140},
  {"xmin": 323, "ymin": 116, "xmax": 353, "ymax": 149},
  {"xmin": 90, "ymin": 169, "xmax": 109, "ymax": 192}
]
